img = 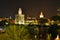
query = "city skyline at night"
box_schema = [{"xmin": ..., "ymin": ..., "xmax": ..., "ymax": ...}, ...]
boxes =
[
  {"xmin": 0, "ymin": 0, "xmax": 60, "ymax": 18},
  {"xmin": 0, "ymin": 0, "xmax": 60, "ymax": 40}
]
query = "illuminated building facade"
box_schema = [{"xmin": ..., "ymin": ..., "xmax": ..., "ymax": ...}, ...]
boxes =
[
  {"xmin": 25, "ymin": 17, "xmax": 38, "ymax": 25},
  {"xmin": 15, "ymin": 8, "xmax": 24, "ymax": 24},
  {"xmin": 39, "ymin": 12, "xmax": 50, "ymax": 26},
  {"xmin": 40, "ymin": 11, "xmax": 44, "ymax": 18},
  {"xmin": 25, "ymin": 12, "xmax": 46, "ymax": 25}
]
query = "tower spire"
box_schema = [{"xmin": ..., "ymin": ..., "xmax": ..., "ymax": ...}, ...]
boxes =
[
  {"xmin": 40, "ymin": 11, "xmax": 44, "ymax": 18},
  {"xmin": 18, "ymin": 8, "xmax": 22, "ymax": 14}
]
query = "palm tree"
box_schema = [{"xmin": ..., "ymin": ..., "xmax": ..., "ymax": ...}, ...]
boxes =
[{"xmin": 0, "ymin": 25, "xmax": 32, "ymax": 40}]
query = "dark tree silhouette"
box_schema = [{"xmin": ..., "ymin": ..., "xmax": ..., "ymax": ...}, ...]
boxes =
[
  {"xmin": 48, "ymin": 24, "xmax": 58, "ymax": 40},
  {"xmin": 51, "ymin": 15, "xmax": 60, "ymax": 21}
]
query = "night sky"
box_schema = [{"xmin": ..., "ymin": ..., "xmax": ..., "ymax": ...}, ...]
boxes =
[{"xmin": 0, "ymin": 0, "xmax": 60, "ymax": 18}]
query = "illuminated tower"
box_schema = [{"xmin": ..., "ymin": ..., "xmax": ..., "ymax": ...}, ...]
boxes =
[
  {"xmin": 15, "ymin": 8, "xmax": 24, "ymax": 24},
  {"xmin": 40, "ymin": 11, "xmax": 44, "ymax": 18}
]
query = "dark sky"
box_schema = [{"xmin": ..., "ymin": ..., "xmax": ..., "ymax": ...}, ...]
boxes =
[{"xmin": 0, "ymin": 0, "xmax": 60, "ymax": 18}]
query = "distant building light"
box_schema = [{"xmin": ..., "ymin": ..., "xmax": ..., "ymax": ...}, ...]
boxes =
[
  {"xmin": 18, "ymin": 8, "xmax": 22, "ymax": 15},
  {"xmin": 5, "ymin": 22, "xmax": 8, "ymax": 25},
  {"xmin": 55, "ymin": 35, "xmax": 60, "ymax": 40},
  {"xmin": 40, "ymin": 12, "xmax": 44, "ymax": 18},
  {"xmin": 51, "ymin": 20, "xmax": 55, "ymax": 25},
  {"xmin": 45, "ymin": 23, "xmax": 50, "ymax": 26},
  {"xmin": 58, "ymin": 23, "xmax": 60, "ymax": 26},
  {"xmin": 35, "ymin": 35, "xmax": 37, "ymax": 38},
  {"xmin": 15, "ymin": 8, "xmax": 24, "ymax": 25},
  {"xmin": 26, "ymin": 21, "xmax": 32, "ymax": 22},
  {"xmin": 9, "ymin": 16, "xmax": 12, "ymax": 19}
]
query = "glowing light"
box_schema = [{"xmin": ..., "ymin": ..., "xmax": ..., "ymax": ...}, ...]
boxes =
[
  {"xmin": 45, "ymin": 23, "xmax": 50, "ymax": 26},
  {"xmin": 15, "ymin": 8, "xmax": 24, "ymax": 25},
  {"xmin": 55, "ymin": 35, "xmax": 60, "ymax": 40},
  {"xmin": 58, "ymin": 23, "xmax": 60, "ymax": 26},
  {"xmin": 51, "ymin": 20, "xmax": 55, "ymax": 25},
  {"xmin": 18, "ymin": 8, "xmax": 22, "ymax": 14},
  {"xmin": 9, "ymin": 16, "xmax": 12, "ymax": 19},
  {"xmin": 35, "ymin": 35, "xmax": 37, "ymax": 38},
  {"xmin": 5, "ymin": 22, "xmax": 8, "ymax": 25},
  {"xmin": 40, "ymin": 12, "xmax": 44, "ymax": 18}
]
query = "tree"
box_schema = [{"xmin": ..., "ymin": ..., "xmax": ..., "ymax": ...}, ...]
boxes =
[
  {"xmin": 51, "ymin": 15, "xmax": 60, "ymax": 21},
  {"xmin": 48, "ymin": 24, "xmax": 58, "ymax": 40},
  {"xmin": 37, "ymin": 18, "xmax": 49, "ymax": 40},
  {"xmin": 38, "ymin": 18, "xmax": 48, "ymax": 25},
  {"xmin": 0, "ymin": 25, "xmax": 30, "ymax": 40},
  {"xmin": 0, "ymin": 20, "xmax": 9, "ymax": 28},
  {"xmin": 26, "ymin": 24, "xmax": 36, "ymax": 40}
]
